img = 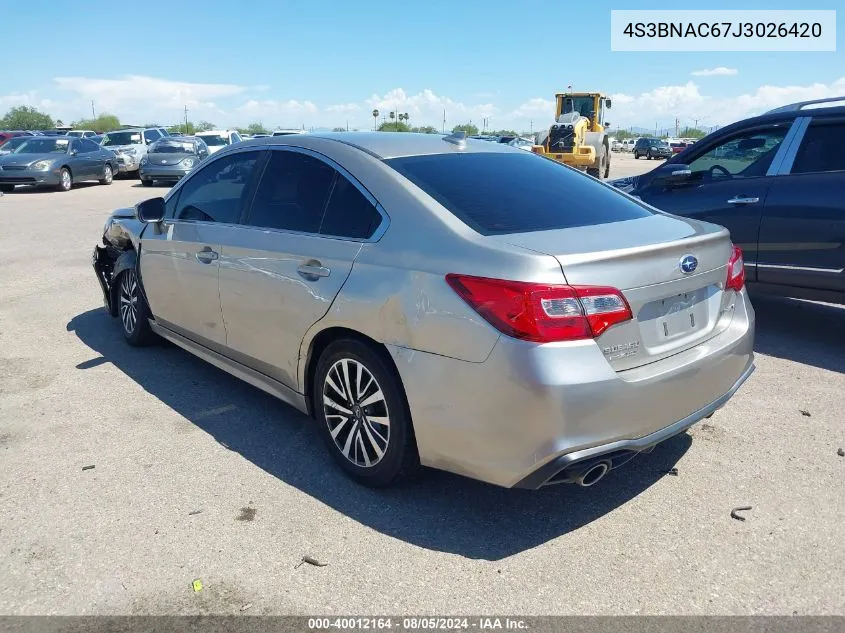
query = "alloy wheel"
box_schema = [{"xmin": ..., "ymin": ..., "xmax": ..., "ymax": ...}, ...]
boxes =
[
  {"xmin": 119, "ymin": 270, "xmax": 140, "ymax": 335},
  {"xmin": 104, "ymin": 164, "xmax": 113, "ymax": 183},
  {"xmin": 60, "ymin": 169, "xmax": 71, "ymax": 190},
  {"xmin": 322, "ymin": 358, "xmax": 390, "ymax": 468}
]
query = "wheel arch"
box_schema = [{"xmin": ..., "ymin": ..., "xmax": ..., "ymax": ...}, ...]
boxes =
[
  {"xmin": 108, "ymin": 249, "xmax": 138, "ymax": 317},
  {"xmin": 302, "ymin": 326, "xmax": 407, "ymax": 421}
]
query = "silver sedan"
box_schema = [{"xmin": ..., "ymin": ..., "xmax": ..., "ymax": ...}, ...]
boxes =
[{"xmin": 92, "ymin": 132, "xmax": 755, "ymax": 489}]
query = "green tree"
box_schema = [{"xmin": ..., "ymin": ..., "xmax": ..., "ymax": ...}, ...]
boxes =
[
  {"xmin": 678, "ymin": 127, "xmax": 706, "ymax": 139},
  {"xmin": 452, "ymin": 123, "xmax": 479, "ymax": 136},
  {"xmin": 71, "ymin": 113, "xmax": 121, "ymax": 133},
  {"xmin": 412, "ymin": 125, "xmax": 438, "ymax": 134},
  {"xmin": 488, "ymin": 128, "xmax": 517, "ymax": 137},
  {"xmin": 0, "ymin": 106, "xmax": 54, "ymax": 130},
  {"xmin": 332, "ymin": 127, "xmax": 346, "ymax": 132},
  {"xmin": 244, "ymin": 122, "xmax": 268, "ymax": 135},
  {"xmin": 378, "ymin": 121, "xmax": 411, "ymax": 132},
  {"xmin": 195, "ymin": 121, "xmax": 216, "ymax": 132}
]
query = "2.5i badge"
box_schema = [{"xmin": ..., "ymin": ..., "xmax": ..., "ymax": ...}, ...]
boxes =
[{"xmin": 603, "ymin": 340, "xmax": 641, "ymax": 360}]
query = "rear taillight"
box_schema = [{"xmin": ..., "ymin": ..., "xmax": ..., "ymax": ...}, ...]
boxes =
[
  {"xmin": 726, "ymin": 245, "xmax": 745, "ymax": 292},
  {"xmin": 445, "ymin": 274, "xmax": 632, "ymax": 343}
]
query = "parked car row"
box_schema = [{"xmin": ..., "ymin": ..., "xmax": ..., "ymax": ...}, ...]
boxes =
[{"xmin": 0, "ymin": 136, "xmax": 117, "ymax": 192}]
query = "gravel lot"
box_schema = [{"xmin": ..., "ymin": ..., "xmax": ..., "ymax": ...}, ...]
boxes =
[{"xmin": 1, "ymin": 152, "xmax": 843, "ymax": 615}]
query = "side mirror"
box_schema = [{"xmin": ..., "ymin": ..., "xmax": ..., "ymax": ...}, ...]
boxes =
[
  {"xmin": 649, "ymin": 163, "xmax": 693, "ymax": 189},
  {"xmin": 605, "ymin": 99, "xmax": 612, "ymax": 109},
  {"xmin": 71, "ymin": 149, "xmax": 78, "ymax": 156},
  {"xmin": 605, "ymin": 122, "xmax": 611, "ymax": 128},
  {"xmin": 136, "ymin": 197, "xmax": 166, "ymax": 223}
]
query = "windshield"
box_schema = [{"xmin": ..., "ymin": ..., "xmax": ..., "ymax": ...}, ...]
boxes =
[
  {"xmin": 561, "ymin": 96, "xmax": 596, "ymax": 119},
  {"xmin": 11, "ymin": 138, "xmax": 70, "ymax": 154},
  {"xmin": 386, "ymin": 153, "xmax": 653, "ymax": 236},
  {"xmin": 101, "ymin": 131, "xmax": 143, "ymax": 147},
  {"xmin": 0, "ymin": 137, "xmax": 28, "ymax": 152},
  {"xmin": 66, "ymin": 131, "xmax": 85, "ymax": 138},
  {"xmin": 150, "ymin": 140, "xmax": 196, "ymax": 154},
  {"xmin": 198, "ymin": 134, "xmax": 229, "ymax": 146}
]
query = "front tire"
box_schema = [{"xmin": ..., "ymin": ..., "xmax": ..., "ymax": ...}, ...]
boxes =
[
  {"xmin": 314, "ymin": 339, "xmax": 419, "ymax": 487},
  {"xmin": 99, "ymin": 163, "xmax": 113, "ymax": 185},
  {"xmin": 0, "ymin": 184, "xmax": 14, "ymax": 193},
  {"xmin": 633, "ymin": 151, "xmax": 640, "ymax": 159},
  {"xmin": 141, "ymin": 178, "xmax": 153, "ymax": 187},
  {"xmin": 57, "ymin": 167, "xmax": 72, "ymax": 192},
  {"xmin": 117, "ymin": 268, "xmax": 156, "ymax": 346}
]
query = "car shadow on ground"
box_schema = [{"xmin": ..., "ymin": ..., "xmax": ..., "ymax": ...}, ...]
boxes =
[
  {"xmin": 3, "ymin": 182, "xmax": 101, "ymax": 194},
  {"xmin": 750, "ymin": 294, "xmax": 845, "ymax": 374},
  {"xmin": 67, "ymin": 308, "xmax": 691, "ymax": 560}
]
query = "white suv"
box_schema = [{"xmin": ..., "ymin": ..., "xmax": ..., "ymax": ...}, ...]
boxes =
[{"xmin": 195, "ymin": 129, "xmax": 243, "ymax": 154}]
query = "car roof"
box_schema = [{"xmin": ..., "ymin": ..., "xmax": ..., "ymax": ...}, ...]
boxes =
[
  {"xmin": 233, "ymin": 132, "xmax": 519, "ymax": 159},
  {"xmin": 196, "ymin": 130, "xmax": 236, "ymax": 135}
]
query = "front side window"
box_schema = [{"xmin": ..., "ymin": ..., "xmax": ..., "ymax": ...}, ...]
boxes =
[
  {"xmin": 79, "ymin": 139, "xmax": 101, "ymax": 153},
  {"xmin": 387, "ymin": 152, "xmax": 653, "ymax": 236},
  {"xmin": 172, "ymin": 151, "xmax": 260, "ymax": 223},
  {"xmin": 687, "ymin": 127, "xmax": 787, "ymax": 180},
  {"xmin": 790, "ymin": 121, "xmax": 845, "ymax": 174},
  {"xmin": 246, "ymin": 151, "xmax": 335, "ymax": 233}
]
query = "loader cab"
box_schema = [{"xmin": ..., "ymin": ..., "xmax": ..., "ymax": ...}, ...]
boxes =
[{"xmin": 556, "ymin": 93, "xmax": 611, "ymax": 131}]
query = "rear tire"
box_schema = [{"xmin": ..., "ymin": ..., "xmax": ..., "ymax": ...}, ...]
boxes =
[
  {"xmin": 116, "ymin": 268, "xmax": 156, "ymax": 346},
  {"xmin": 141, "ymin": 178, "xmax": 153, "ymax": 187},
  {"xmin": 99, "ymin": 163, "xmax": 113, "ymax": 185},
  {"xmin": 313, "ymin": 338, "xmax": 419, "ymax": 487},
  {"xmin": 633, "ymin": 151, "xmax": 640, "ymax": 159}
]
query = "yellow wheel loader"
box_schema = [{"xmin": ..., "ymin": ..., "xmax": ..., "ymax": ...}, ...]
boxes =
[{"xmin": 532, "ymin": 92, "xmax": 612, "ymax": 179}]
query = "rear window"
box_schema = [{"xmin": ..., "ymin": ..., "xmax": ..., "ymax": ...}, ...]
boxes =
[{"xmin": 385, "ymin": 153, "xmax": 653, "ymax": 236}]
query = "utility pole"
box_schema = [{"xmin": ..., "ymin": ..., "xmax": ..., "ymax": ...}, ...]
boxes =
[
  {"xmin": 91, "ymin": 101, "xmax": 96, "ymax": 119},
  {"xmin": 184, "ymin": 105, "xmax": 189, "ymax": 135},
  {"xmin": 675, "ymin": 116, "xmax": 680, "ymax": 137},
  {"xmin": 442, "ymin": 108, "xmax": 446, "ymax": 134}
]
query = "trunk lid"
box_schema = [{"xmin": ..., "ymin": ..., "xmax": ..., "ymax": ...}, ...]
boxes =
[{"xmin": 495, "ymin": 214, "xmax": 736, "ymax": 370}]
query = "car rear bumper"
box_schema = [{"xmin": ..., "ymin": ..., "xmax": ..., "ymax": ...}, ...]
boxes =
[{"xmin": 388, "ymin": 289, "xmax": 755, "ymax": 489}]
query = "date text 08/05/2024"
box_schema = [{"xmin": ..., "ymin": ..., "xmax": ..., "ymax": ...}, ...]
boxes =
[{"xmin": 307, "ymin": 617, "xmax": 530, "ymax": 630}]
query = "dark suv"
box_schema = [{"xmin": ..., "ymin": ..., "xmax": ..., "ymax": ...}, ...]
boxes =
[
  {"xmin": 610, "ymin": 96, "xmax": 845, "ymax": 305},
  {"xmin": 633, "ymin": 137, "xmax": 672, "ymax": 160}
]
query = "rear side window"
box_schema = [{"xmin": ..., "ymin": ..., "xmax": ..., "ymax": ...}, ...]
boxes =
[
  {"xmin": 320, "ymin": 175, "xmax": 382, "ymax": 239},
  {"xmin": 247, "ymin": 150, "xmax": 335, "ymax": 233},
  {"xmin": 791, "ymin": 121, "xmax": 845, "ymax": 174},
  {"xmin": 386, "ymin": 153, "xmax": 653, "ymax": 236}
]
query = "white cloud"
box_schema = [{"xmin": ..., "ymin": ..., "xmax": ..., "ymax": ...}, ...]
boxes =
[
  {"xmin": 52, "ymin": 75, "xmax": 247, "ymax": 124},
  {"xmin": 235, "ymin": 99, "xmax": 318, "ymax": 125},
  {"xmin": 366, "ymin": 88, "xmax": 497, "ymax": 127},
  {"xmin": 691, "ymin": 67, "xmax": 738, "ymax": 77},
  {"xmin": 326, "ymin": 103, "xmax": 361, "ymax": 113},
  {"xmin": 509, "ymin": 97, "xmax": 555, "ymax": 119},
  {"xmin": 609, "ymin": 77, "xmax": 845, "ymax": 130}
]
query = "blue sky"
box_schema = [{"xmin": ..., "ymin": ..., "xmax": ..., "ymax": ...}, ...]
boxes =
[{"xmin": 1, "ymin": 0, "xmax": 842, "ymax": 131}]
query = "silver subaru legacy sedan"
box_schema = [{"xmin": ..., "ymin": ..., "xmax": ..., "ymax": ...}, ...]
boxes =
[{"xmin": 92, "ymin": 132, "xmax": 755, "ymax": 489}]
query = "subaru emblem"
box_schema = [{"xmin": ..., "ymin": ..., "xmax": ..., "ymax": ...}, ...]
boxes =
[{"xmin": 679, "ymin": 255, "xmax": 698, "ymax": 274}]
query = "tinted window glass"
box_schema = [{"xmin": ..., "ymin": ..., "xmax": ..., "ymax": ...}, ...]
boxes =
[
  {"xmin": 687, "ymin": 127, "xmax": 787, "ymax": 179},
  {"xmin": 320, "ymin": 175, "xmax": 382, "ymax": 239},
  {"xmin": 79, "ymin": 139, "xmax": 100, "ymax": 153},
  {"xmin": 143, "ymin": 129, "xmax": 162, "ymax": 143},
  {"xmin": 247, "ymin": 151, "xmax": 335, "ymax": 233},
  {"xmin": 174, "ymin": 151, "xmax": 260, "ymax": 223},
  {"xmin": 791, "ymin": 122, "xmax": 845, "ymax": 174},
  {"xmin": 386, "ymin": 153, "xmax": 653, "ymax": 236}
]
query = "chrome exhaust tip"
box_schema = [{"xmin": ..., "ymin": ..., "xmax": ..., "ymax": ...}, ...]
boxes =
[{"xmin": 575, "ymin": 461, "xmax": 610, "ymax": 487}]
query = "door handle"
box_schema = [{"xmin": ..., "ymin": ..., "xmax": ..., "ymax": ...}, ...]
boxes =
[
  {"xmin": 727, "ymin": 196, "xmax": 760, "ymax": 205},
  {"xmin": 195, "ymin": 247, "xmax": 219, "ymax": 264},
  {"xmin": 297, "ymin": 262, "xmax": 331, "ymax": 280}
]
